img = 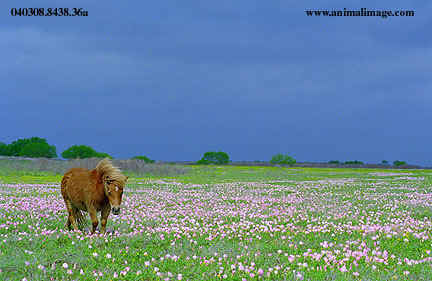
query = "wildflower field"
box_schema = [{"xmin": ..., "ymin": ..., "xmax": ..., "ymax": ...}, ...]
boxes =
[{"xmin": 0, "ymin": 165, "xmax": 431, "ymax": 280}]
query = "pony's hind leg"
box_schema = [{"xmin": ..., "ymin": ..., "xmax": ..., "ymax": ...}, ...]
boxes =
[
  {"xmin": 66, "ymin": 216, "xmax": 72, "ymax": 230},
  {"xmin": 87, "ymin": 206, "xmax": 99, "ymax": 234},
  {"xmin": 64, "ymin": 200, "xmax": 79, "ymax": 231}
]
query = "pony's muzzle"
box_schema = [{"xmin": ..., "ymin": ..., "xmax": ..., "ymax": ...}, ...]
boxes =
[{"xmin": 112, "ymin": 207, "xmax": 120, "ymax": 215}]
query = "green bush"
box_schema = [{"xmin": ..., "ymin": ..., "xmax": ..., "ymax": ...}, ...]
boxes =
[
  {"xmin": 0, "ymin": 142, "xmax": 7, "ymax": 156},
  {"xmin": 344, "ymin": 160, "xmax": 364, "ymax": 165},
  {"xmin": 0, "ymin": 137, "xmax": 57, "ymax": 158},
  {"xmin": 132, "ymin": 155, "xmax": 155, "ymax": 163},
  {"xmin": 61, "ymin": 145, "xmax": 111, "ymax": 159},
  {"xmin": 270, "ymin": 154, "xmax": 296, "ymax": 165},
  {"xmin": 95, "ymin": 152, "xmax": 113, "ymax": 159},
  {"xmin": 197, "ymin": 151, "xmax": 230, "ymax": 165},
  {"xmin": 381, "ymin": 160, "xmax": 389, "ymax": 165},
  {"xmin": 328, "ymin": 160, "xmax": 340, "ymax": 164},
  {"xmin": 393, "ymin": 160, "xmax": 407, "ymax": 167},
  {"xmin": 3, "ymin": 137, "xmax": 57, "ymax": 157},
  {"xmin": 18, "ymin": 142, "xmax": 57, "ymax": 158}
]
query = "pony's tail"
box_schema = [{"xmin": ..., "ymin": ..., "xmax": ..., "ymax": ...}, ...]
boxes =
[{"xmin": 74, "ymin": 209, "xmax": 87, "ymax": 230}]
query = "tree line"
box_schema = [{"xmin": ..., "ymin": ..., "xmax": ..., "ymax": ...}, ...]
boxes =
[
  {"xmin": 0, "ymin": 137, "xmax": 156, "ymax": 163},
  {"xmin": 0, "ymin": 137, "xmax": 409, "ymax": 166}
]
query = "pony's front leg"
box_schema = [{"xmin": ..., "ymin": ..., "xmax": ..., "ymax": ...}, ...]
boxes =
[
  {"xmin": 88, "ymin": 206, "xmax": 99, "ymax": 234},
  {"xmin": 100, "ymin": 205, "xmax": 111, "ymax": 234}
]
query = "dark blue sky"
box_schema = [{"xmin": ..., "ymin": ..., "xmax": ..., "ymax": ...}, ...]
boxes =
[{"xmin": 1, "ymin": 1, "xmax": 431, "ymax": 164}]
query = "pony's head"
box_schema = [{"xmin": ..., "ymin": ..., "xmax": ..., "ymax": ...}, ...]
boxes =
[
  {"xmin": 96, "ymin": 158, "xmax": 128, "ymax": 215},
  {"xmin": 103, "ymin": 175, "xmax": 128, "ymax": 215}
]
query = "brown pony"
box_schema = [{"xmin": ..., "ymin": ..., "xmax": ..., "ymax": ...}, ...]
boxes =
[{"xmin": 61, "ymin": 158, "xmax": 128, "ymax": 234}]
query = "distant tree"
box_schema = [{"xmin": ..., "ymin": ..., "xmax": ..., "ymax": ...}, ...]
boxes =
[
  {"xmin": 5, "ymin": 137, "xmax": 50, "ymax": 156},
  {"xmin": 381, "ymin": 160, "xmax": 389, "ymax": 165},
  {"xmin": 393, "ymin": 160, "xmax": 407, "ymax": 167},
  {"xmin": 95, "ymin": 152, "xmax": 113, "ymax": 159},
  {"xmin": 270, "ymin": 154, "xmax": 296, "ymax": 165},
  {"xmin": 61, "ymin": 145, "xmax": 111, "ymax": 159},
  {"xmin": 62, "ymin": 145, "xmax": 95, "ymax": 159},
  {"xmin": 344, "ymin": 160, "xmax": 364, "ymax": 165},
  {"xmin": 18, "ymin": 142, "xmax": 57, "ymax": 158},
  {"xmin": 328, "ymin": 160, "xmax": 340, "ymax": 164},
  {"xmin": 197, "ymin": 151, "xmax": 230, "ymax": 165},
  {"xmin": 1, "ymin": 137, "xmax": 57, "ymax": 158},
  {"xmin": 132, "ymin": 155, "xmax": 155, "ymax": 163},
  {"xmin": 0, "ymin": 142, "xmax": 7, "ymax": 156}
]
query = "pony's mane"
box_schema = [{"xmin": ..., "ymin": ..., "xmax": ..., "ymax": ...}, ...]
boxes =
[{"xmin": 95, "ymin": 158, "xmax": 127, "ymax": 185}]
